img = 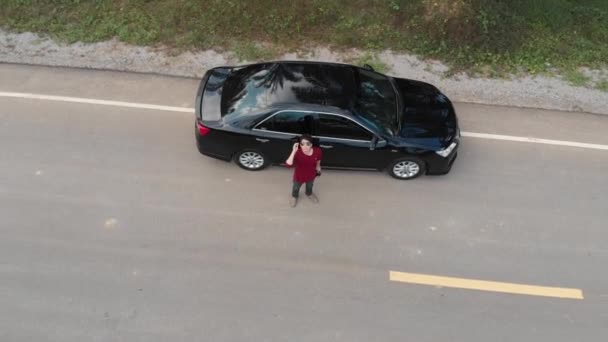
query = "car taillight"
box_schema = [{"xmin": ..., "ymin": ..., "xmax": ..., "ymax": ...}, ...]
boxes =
[{"xmin": 197, "ymin": 121, "xmax": 211, "ymax": 136}]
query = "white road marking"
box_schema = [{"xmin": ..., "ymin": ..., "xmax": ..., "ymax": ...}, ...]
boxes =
[
  {"xmin": 104, "ymin": 218, "xmax": 118, "ymax": 229},
  {"xmin": 2, "ymin": 91, "xmax": 608, "ymax": 151},
  {"xmin": 461, "ymin": 132, "xmax": 608, "ymax": 151},
  {"xmin": 0, "ymin": 91, "xmax": 194, "ymax": 113}
]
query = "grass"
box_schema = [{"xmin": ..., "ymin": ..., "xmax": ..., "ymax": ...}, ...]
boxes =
[
  {"xmin": 596, "ymin": 80, "xmax": 608, "ymax": 91},
  {"xmin": 1, "ymin": 0, "xmax": 607, "ymax": 78},
  {"xmin": 563, "ymin": 69, "xmax": 591, "ymax": 87},
  {"xmin": 231, "ymin": 41, "xmax": 276, "ymax": 62},
  {"xmin": 351, "ymin": 53, "xmax": 390, "ymax": 74}
]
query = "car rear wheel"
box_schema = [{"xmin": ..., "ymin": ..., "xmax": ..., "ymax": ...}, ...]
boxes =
[
  {"xmin": 389, "ymin": 158, "xmax": 425, "ymax": 180},
  {"xmin": 235, "ymin": 150, "xmax": 268, "ymax": 171}
]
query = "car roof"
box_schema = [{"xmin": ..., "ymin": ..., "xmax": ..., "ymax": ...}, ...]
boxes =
[
  {"xmin": 230, "ymin": 60, "xmax": 365, "ymax": 71},
  {"xmin": 219, "ymin": 61, "xmax": 358, "ymax": 117},
  {"xmin": 262, "ymin": 102, "xmax": 351, "ymax": 115}
]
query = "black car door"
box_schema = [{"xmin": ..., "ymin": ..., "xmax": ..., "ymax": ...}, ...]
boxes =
[
  {"xmin": 252, "ymin": 110, "xmax": 316, "ymax": 164},
  {"xmin": 316, "ymin": 113, "xmax": 385, "ymax": 169}
]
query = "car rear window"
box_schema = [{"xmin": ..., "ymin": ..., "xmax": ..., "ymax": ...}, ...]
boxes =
[
  {"xmin": 200, "ymin": 68, "xmax": 231, "ymax": 121},
  {"xmin": 220, "ymin": 63, "xmax": 356, "ymax": 117}
]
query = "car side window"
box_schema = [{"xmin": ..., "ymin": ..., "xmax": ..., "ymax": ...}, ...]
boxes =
[
  {"xmin": 318, "ymin": 114, "xmax": 373, "ymax": 141},
  {"xmin": 256, "ymin": 111, "xmax": 314, "ymax": 135}
]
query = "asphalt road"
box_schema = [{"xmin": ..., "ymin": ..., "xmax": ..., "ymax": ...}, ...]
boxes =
[{"xmin": 1, "ymin": 64, "xmax": 607, "ymax": 342}]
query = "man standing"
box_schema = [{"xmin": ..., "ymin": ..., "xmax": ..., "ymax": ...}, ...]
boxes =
[{"xmin": 285, "ymin": 134, "xmax": 322, "ymax": 207}]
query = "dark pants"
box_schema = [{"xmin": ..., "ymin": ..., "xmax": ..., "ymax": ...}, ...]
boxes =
[{"xmin": 292, "ymin": 180, "xmax": 314, "ymax": 198}]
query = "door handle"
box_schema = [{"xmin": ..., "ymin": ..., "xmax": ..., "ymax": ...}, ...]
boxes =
[
  {"xmin": 320, "ymin": 144, "xmax": 333, "ymax": 149},
  {"xmin": 256, "ymin": 138, "xmax": 269, "ymax": 143}
]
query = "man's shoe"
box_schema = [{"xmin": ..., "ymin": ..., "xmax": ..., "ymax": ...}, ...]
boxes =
[
  {"xmin": 307, "ymin": 193, "xmax": 319, "ymax": 203},
  {"xmin": 290, "ymin": 197, "xmax": 298, "ymax": 207}
]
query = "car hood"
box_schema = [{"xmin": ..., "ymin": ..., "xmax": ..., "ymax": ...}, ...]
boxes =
[{"xmin": 394, "ymin": 78, "xmax": 458, "ymax": 149}]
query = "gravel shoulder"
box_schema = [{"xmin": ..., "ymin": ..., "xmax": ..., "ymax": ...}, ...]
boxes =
[{"xmin": 1, "ymin": 29, "xmax": 607, "ymax": 115}]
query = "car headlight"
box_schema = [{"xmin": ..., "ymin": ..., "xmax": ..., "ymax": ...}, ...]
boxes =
[{"xmin": 436, "ymin": 142, "xmax": 457, "ymax": 158}]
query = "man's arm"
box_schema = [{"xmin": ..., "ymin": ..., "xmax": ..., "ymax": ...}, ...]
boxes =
[
  {"xmin": 316, "ymin": 148, "xmax": 322, "ymax": 172},
  {"xmin": 285, "ymin": 143, "xmax": 299, "ymax": 166}
]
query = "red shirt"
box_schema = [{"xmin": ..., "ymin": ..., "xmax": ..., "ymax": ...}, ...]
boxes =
[{"xmin": 292, "ymin": 147, "xmax": 322, "ymax": 183}]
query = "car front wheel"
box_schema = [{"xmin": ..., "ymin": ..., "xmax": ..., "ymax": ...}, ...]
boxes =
[
  {"xmin": 235, "ymin": 150, "xmax": 268, "ymax": 171},
  {"xmin": 388, "ymin": 158, "xmax": 425, "ymax": 180}
]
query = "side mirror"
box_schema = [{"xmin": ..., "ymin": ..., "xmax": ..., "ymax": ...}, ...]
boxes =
[
  {"xmin": 370, "ymin": 136, "xmax": 379, "ymax": 150},
  {"xmin": 363, "ymin": 64, "xmax": 375, "ymax": 71}
]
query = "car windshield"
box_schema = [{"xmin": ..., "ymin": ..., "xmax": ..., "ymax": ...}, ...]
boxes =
[{"xmin": 353, "ymin": 69, "xmax": 398, "ymax": 136}]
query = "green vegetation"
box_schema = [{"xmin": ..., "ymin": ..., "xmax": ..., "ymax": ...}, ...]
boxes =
[
  {"xmin": 231, "ymin": 41, "xmax": 276, "ymax": 61},
  {"xmin": 596, "ymin": 80, "xmax": 608, "ymax": 91},
  {"xmin": 563, "ymin": 69, "xmax": 591, "ymax": 87},
  {"xmin": 351, "ymin": 53, "xmax": 390, "ymax": 74},
  {"xmin": 1, "ymin": 0, "xmax": 607, "ymax": 79}
]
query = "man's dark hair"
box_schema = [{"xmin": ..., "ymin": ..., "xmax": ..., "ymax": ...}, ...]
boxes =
[{"xmin": 298, "ymin": 134, "xmax": 313, "ymax": 144}]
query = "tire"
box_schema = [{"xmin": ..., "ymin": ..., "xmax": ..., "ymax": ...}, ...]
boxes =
[
  {"xmin": 234, "ymin": 149, "xmax": 268, "ymax": 171},
  {"xmin": 388, "ymin": 157, "xmax": 425, "ymax": 180}
]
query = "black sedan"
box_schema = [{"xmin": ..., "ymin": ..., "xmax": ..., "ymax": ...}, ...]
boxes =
[{"xmin": 194, "ymin": 61, "xmax": 459, "ymax": 180}]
